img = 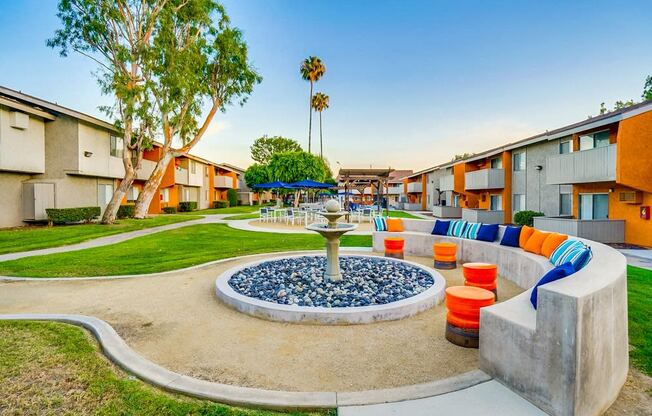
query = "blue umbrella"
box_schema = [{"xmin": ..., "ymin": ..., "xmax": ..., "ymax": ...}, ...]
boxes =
[
  {"xmin": 289, "ymin": 179, "xmax": 335, "ymax": 189},
  {"xmin": 252, "ymin": 181, "xmax": 293, "ymax": 189}
]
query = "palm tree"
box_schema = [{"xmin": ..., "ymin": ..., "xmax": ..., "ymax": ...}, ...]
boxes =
[
  {"xmin": 300, "ymin": 56, "xmax": 326, "ymax": 153},
  {"xmin": 311, "ymin": 92, "xmax": 330, "ymax": 159}
]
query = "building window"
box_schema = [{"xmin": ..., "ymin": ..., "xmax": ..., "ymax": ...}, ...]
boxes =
[
  {"xmin": 205, "ymin": 166, "xmax": 209, "ymax": 177},
  {"xmin": 490, "ymin": 194, "xmax": 502, "ymax": 210},
  {"xmin": 579, "ymin": 193, "xmax": 609, "ymax": 220},
  {"xmin": 427, "ymin": 195, "xmax": 431, "ymax": 205},
  {"xmin": 110, "ymin": 135, "xmax": 123, "ymax": 158},
  {"xmin": 559, "ymin": 140, "xmax": 572, "ymax": 154},
  {"xmin": 560, "ymin": 193, "xmax": 572, "ymax": 216},
  {"xmin": 161, "ymin": 188, "xmax": 170, "ymax": 203},
  {"xmin": 513, "ymin": 151, "xmax": 526, "ymax": 171},
  {"xmin": 127, "ymin": 186, "xmax": 139, "ymax": 201},
  {"xmin": 513, "ymin": 193, "xmax": 525, "ymax": 213},
  {"xmin": 453, "ymin": 194, "xmax": 460, "ymax": 207},
  {"xmin": 490, "ymin": 157, "xmax": 502, "ymax": 169},
  {"xmin": 190, "ymin": 161, "xmax": 197, "ymax": 174},
  {"xmin": 579, "ymin": 130, "xmax": 610, "ymax": 151}
]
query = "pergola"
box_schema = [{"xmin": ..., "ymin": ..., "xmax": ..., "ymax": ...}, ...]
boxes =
[{"xmin": 337, "ymin": 168, "xmax": 394, "ymax": 216}]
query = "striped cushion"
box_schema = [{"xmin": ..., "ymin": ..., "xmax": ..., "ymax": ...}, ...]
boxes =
[
  {"xmin": 462, "ymin": 222, "xmax": 482, "ymax": 240},
  {"xmin": 558, "ymin": 245, "xmax": 593, "ymax": 271},
  {"xmin": 550, "ymin": 239, "xmax": 584, "ymax": 265},
  {"xmin": 373, "ymin": 216, "xmax": 387, "ymax": 231},
  {"xmin": 447, "ymin": 220, "xmax": 468, "ymax": 237}
]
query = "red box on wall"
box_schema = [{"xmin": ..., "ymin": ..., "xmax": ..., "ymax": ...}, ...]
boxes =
[{"xmin": 641, "ymin": 206, "xmax": 650, "ymax": 220}]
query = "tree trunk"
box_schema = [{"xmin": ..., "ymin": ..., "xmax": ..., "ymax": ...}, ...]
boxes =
[
  {"xmin": 101, "ymin": 143, "xmax": 139, "ymax": 224},
  {"xmin": 319, "ymin": 111, "xmax": 323, "ymax": 159},
  {"xmin": 134, "ymin": 152, "xmax": 174, "ymax": 218},
  {"xmin": 308, "ymin": 81, "xmax": 313, "ymax": 153}
]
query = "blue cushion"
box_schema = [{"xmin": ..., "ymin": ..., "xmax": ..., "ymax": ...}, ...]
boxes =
[
  {"xmin": 550, "ymin": 239, "xmax": 585, "ymax": 265},
  {"xmin": 476, "ymin": 223, "xmax": 499, "ymax": 242},
  {"xmin": 447, "ymin": 220, "xmax": 468, "ymax": 237},
  {"xmin": 462, "ymin": 222, "xmax": 482, "ymax": 239},
  {"xmin": 431, "ymin": 220, "xmax": 450, "ymax": 236},
  {"xmin": 373, "ymin": 216, "xmax": 387, "ymax": 231},
  {"xmin": 530, "ymin": 262, "xmax": 576, "ymax": 309},
  {"xmin": 500, "ymin": 226, "xmax": 522, "ymax": 247},
  {"xmin": 556, "ymin": 244, "xmax": 593, "ymax": 271}
]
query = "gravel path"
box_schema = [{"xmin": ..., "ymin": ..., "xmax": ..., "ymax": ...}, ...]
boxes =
[{"xmin": 0, "ymin": 252, "xmax": 523, "ymax": 392}]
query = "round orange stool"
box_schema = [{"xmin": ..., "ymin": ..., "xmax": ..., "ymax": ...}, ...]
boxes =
[
  {"xmin": 445, "ymin": 286, "xmax": 495, "ymax": 348},
  {"xmin": 384, "ymin": 237, "xmax": 405, "ymax": 259},
  {"xmin": 433, "ymin": 242, "xmax": 457, "ymax": 269},
  {"xmin": 463, "ymin": 263, "xmax": 498, "ymax": 299}
]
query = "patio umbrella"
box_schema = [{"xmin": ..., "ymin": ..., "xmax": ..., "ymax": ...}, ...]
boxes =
[
  {"xmin": 252, "ymin": 181, "xmax": 293, "ymax": 189},
  {"xmin": 288, "ymin": 179, "xmax": 335, "ymax": 189}
]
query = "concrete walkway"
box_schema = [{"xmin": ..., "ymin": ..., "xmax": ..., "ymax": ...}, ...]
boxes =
[
  {"xmin": 227, "ymin": 219, "xmax": 373, "ymax": 235},
  {"xmin": 339, "ymin": 380, "xmax": 547, "ymax": 416},
  {"xmin": 619, "ymin": 249, "xmax": 652, "ymax": 270}
]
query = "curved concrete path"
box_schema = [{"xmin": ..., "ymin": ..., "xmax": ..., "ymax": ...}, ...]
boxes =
[{"xmin": 227, "ymin": 219, "xmax": 372, "ymax": 235}]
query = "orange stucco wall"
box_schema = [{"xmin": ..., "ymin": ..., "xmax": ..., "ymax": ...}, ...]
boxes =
[
  {"xmin": 616, "ymin": 111, "xmax": 652, "ymax": 193},
  {"xmin": 457, "ymin": 152, "xmax": 511, "ymax": 222}
]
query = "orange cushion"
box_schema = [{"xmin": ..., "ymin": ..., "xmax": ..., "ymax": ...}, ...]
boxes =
[
  {"xmin": 386, "ymin": 218, "xmax": 404, "ymax": 232},
  {"xmin": 541, "ymin": 233, "xmax": 568, "ymax": 258},
  {"xmin": 519, "ymin": 225, "xmax": 535, "ymax": 248},
  {"xmin": 523, "ymin": 230, "xmax": 551, "ymax": 255}
]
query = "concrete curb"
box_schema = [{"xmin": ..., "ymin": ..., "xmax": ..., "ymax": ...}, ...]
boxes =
[
  {"xmin": 0, "ymin": 313, "xmax": 492, "ymax": 410},
  {"xmin": 227, "ymin": 219, "xmax": 373, "ymax": 236}
]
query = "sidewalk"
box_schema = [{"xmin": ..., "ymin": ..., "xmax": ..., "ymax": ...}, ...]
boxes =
[{"xmin": 619, "ymin": 249, "xmax": 652, "ymax": 270}]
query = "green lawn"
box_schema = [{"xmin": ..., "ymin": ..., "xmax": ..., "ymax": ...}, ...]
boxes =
[
  {"xmin": 0, "ymin": 215, "xmax": 201, "ymax": 255},
  {"xmin": 627, "ymin": 265, "xmax": 652, "ymax": 376},
  {"xmin": 387, "ymin": 210, "xmax": 421, "ymax": 219},
  {"xmin": 0, "ymin": 224, "xmax": 372, "ymax": 277},
  {"xmin": 0, "ymin": 320, "xmax": 331, "ymax": 416},
  {"xmin": 179, "ymin": 205, "xmax": 262, "ymax": 215},
  {"xmin": 223, "ymin": 213, "xmax": 260, "ymax": 220}
]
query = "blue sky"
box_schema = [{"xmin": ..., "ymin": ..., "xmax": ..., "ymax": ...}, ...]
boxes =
[{"xmin": 1, "ymin": 1, "xmax": 651, "ymax": 172}]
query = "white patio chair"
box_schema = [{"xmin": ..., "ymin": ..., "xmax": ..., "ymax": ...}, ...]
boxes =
[{"xmin": 259, "ymin": 207, "xmax": 268, "ymax": 222}]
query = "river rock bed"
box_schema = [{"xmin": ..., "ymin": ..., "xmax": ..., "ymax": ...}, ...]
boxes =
[{"xmin": 228, "ymin": 255, "xmax": 435, "ymax": 307}]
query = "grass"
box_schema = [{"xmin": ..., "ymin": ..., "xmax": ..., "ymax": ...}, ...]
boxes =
[
  {"xmin": 179, "ymin": 205, "xmax": 262, "ymax": 215},
  {"xmin": 0, "ymin": 224, "xmax": 372, "ymax": 277},
  {"xmin": 627, "ymin": 265, "xmax": 652, "ymax": 376},
  {"xmin": 0, "ymin": 320, "xmax": 332, "ymax": 416},
  {"xmin": 223, "ymin": 213, "xmax": 260, "ymax": 220},
  {"xmin": 0, "ymin": 215, "xmax": 201, "ymax": 255},
  {"xmin": 387, "ymin": 210, "xmax": 421, "ymax": 219}
]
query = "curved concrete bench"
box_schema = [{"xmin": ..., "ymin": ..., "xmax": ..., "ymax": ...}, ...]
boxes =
[{"xmin": 373, "ymin": 219, "xmax": 628, "ymax": 416}]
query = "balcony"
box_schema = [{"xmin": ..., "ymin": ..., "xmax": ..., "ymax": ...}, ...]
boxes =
[
  {"xmin": 462, "ymin": 208, "xmax": 504, "ymax": 224},
  {"xmin": 136, "ymin": 159, "xmax": 156, "ymax": 181},
  {"xmin": 439, "ymin": 175, "xmax": 454, "ymax": 192},
  {"xmin": 175, "ymin": 167, "xmax": 189, "ymax": 185},
  {"xmin": 546, "ymin": 144, "xmax": 616, "ymax": 185},
  {"xmin": 465, "ymin": 169, "xmax": 504, "ymax": 190},
  {"xmin": 433, "ymin": 205, "xmax": 462, "ymax": 218},
  {"xmin": 386, "ymin": 186, "xmax": 402, "ymax": 195},
  {"xmin": 403, "ymin": 202, "xmax": 422, "ymax": 211},
  {"xmin": 533, "ymin": 216, "xmax": 625, "ymax": 244},
  {"xmin": 214, "ymin": 175, "xmax": 234, "ymax": 188},
  {"xmin": 407, "ymin": 182, "xmax": 422, "ymax": 193}
]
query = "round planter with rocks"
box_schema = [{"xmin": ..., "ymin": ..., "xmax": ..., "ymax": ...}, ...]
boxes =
[{"xmin": 215, "ymin": 253, "xmax": 446, "ymax": 325}]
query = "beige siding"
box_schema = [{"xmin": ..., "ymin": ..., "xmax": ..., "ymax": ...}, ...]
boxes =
[
  {"xmin": 0, "ymin": 172, "xmax": 31, "ymax": 227},
  {"xmin": 0, "ymin": 107, "xmax": 46, "ymax": 173},
  {"xmin": 77, "ymin": 122, "xmax": 123, "ymax": 178}
]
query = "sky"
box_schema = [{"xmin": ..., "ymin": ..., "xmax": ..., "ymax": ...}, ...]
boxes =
[{"xmin": 1, "ymin": 0, "xmax": 651, "ymax": 173}]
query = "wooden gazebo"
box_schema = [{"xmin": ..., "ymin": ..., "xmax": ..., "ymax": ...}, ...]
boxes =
[{"xmin": 337, "ymin": 168, "xmax": 394, "ymax": 216}]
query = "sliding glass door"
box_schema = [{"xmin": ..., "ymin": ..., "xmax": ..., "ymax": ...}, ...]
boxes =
[{"xmin": 579, "ymin": 194, "xmax": 609, "ymax": 220}]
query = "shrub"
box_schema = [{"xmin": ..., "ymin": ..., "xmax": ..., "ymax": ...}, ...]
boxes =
[
  {"xmin": 252, "ymin": 200, "xmax": 259, "ymax": 206},
  {"xmin": 46, "ymin": 207, "xmax": 101, "ymax": 224},
  {"xmin": 213, "ymin": 200, "xmax": 229, "ymax": 209},
  {"xmin": 178, "ymin": 201, "xmax": 197, "ymax": 212},
  {"xmin": 117, "ymin": 204, "xmax": 135, "ymax": 219},
  {"xmin": 226, "ymin": 188, "xmax": 238, "ymax": 208},
  {"xmin": 513, "ymin": 210, "xmax": 545, "ymax": 226},
  {"xmin": 162, "ymin": 206, "xmax": 177, "ymax": 214}
]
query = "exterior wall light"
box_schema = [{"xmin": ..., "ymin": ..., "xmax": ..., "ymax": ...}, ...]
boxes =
[
  {"xmin": 535, "ymin": 165, "xmax": 543, "ymax": 170},
  {"xmin": 84, "ymin": 151, "xmax": 93, "ymax": 157}
]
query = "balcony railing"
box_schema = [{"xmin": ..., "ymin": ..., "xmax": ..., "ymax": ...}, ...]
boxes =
[
  {"xmin": 432, "ymin": 205, "xmax": 462, "ymax": 218},
  {"xmin": 136, "ymin": 159, "xmax": 156, "ymax": 180},
  {"xmin": 533, "ymin": 216, "xmax": 625, "ymax": 244},
  {"xmin": 546, "ymin": 144, "xmax": 616, "ymax": 185},
  {"xmin": 407, "ymin": 182, "xmax": 422, "ymax": 193},
  {"xmin": 439, "ymin": 175, "xmax": 454, "ymax": 192},
  {"xmin": 462, "ymin": 208, "xmax": 505, "ymax": 224},
  {"xmin": 214, "ymin": 175, "xmax": 234, "ymax": 188},
  {"xmin": 403, "ymin": 202, "xmax": 422, "ymax": 211},
  {"xmin": 386, "ymin": 186, "xmax": 402, "ymax": 195},
  {"xmin": 175, "ymin": 168, "xmax": 189, "ymax": 185},
  {"xmin": 465, "ymin": 169, "xmax": 504, "ymax": 190}
]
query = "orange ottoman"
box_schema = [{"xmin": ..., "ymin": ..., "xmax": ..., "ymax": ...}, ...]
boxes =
[
  {"xmin": 463, "ymin": 262, "xmax": 498, "ymax": 299},
  {"xmin": 384, "ymin": 237, "xmax": 405, "ymax": 259},
  {"xmin": 433, "ymin": 242, "xmax": 457, "ymax": 269},
  {"xmin": 445, "ymin": 286, "xmax": 495, "ymax": 348}
]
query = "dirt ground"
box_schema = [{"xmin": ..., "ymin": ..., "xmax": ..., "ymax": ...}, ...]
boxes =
[{"xmin": 0, "ymin": 253, "xmax": 522, "ymax": 392}]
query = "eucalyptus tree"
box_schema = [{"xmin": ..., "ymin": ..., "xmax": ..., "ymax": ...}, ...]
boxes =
[
  {"xmin": 299, "ymin": 56, "xmax": 325, "ymax": 153},
  {"xmin": 48, "ymin": 0, "xmax": 164, "ymax": 224},
  {"xmin": 644, "ymin": 75, "xmax": 652, "ymax": 101},
  {"xmin": 132, "ymin": 0, "xmax": 262, "ymax": 218},
  {"xmin": 311, "ymin": 92, "xmax": 329, "ymax": 159}
]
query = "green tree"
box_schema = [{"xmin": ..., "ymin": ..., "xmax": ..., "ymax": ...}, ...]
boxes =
[
  {"xmin": 132, "ymin": 0, "xmax": 261, "ymax": 218},
  {"xmin": 268, "ymin": 151, "xmax": 327, "ymax": 183},
  {"xmin": 643, "ymin": 75, "xmax": 652, "ymax": 101},
  {"xmin": 452, "ymin": 153, "xmax": 474, "ymax": 161},
  {"xmin": 300, "ymin": 56, "xmax": 326, "ymax": 153},
  {"xmin": 48, "ymin": 0, "xmax": 162, "ymax": 224},
  {"xmin": 250, "ymin": 135, "xmax": 302, "ymax": 164},
  {"xmin": 599, "ymin": 100, "xmax": 636, "ymax": 115},
  {"xmin": 244, "ymin": 163, "xmax": 270, "ymax": 188},
  {"xmin": 311, "ymin": 92, "xmax": 330, "ymax": 159},
  {"xmin": 226, "ymin": 188, "xmax": 238, "ymax": 207}
]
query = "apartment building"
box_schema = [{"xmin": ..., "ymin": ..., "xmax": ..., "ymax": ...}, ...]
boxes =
[{"xmin": 0, "ymin": 86, "xmax": 240, "ymax": 228}]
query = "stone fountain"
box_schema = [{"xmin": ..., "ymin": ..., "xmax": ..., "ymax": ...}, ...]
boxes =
[{"xmin": 305, "ymin": 200, "xmax": 358, "ymax": 282}]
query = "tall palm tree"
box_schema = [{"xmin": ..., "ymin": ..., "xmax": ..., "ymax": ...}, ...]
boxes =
[
  {"xmin": 300, "ymin": 56, "xmax": 326, "ymax": 153},
  {"xmin": 311, "ymin": 92, "xmax": 330, "ymax": 159}
]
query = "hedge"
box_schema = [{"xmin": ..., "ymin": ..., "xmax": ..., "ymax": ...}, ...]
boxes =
[
  {"xmin": 117, "ymin": 204, "xmax": 135, "ymax": 219},
  {"xmin": 46, "ymin": 207, "xmax": 101, "ymax": 224},
  {"xmin": 162, "ymin": 206, "xmax": 177, "ymax": 214},
  {"xmin": 213, "ymin": 200, "xmax": 229, "ymax": 209},
  {"xmin": 226, "ymin": 188, "xmax": 238, "ymax": 208},
  {"xmin": 513, "ymin": 210, "xmax": 545, "ymax": 227},
  {"xmin": 178, "ymin": 201, "xmax": 197, "ymax": 212}
]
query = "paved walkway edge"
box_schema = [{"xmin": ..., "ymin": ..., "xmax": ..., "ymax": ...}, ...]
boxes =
[{"xmin": 0, "ymin": 313, "xmax": 491, "ymax": 410}]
